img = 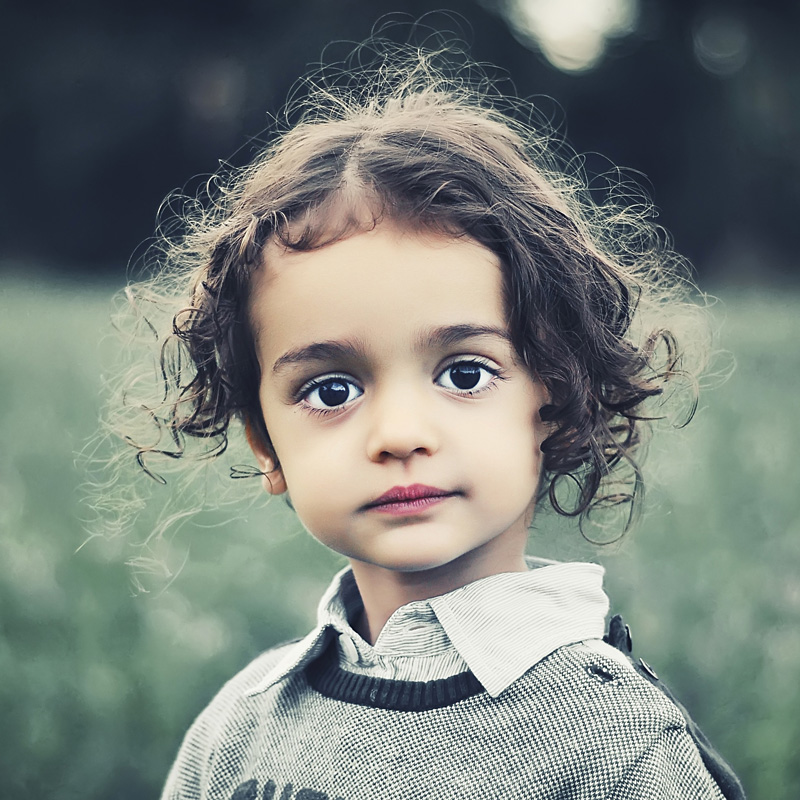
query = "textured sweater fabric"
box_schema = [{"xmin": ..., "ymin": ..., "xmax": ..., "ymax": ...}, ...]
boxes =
[{"xmin": 161, "ymin": 563, "xmax": 727, "ymax": 800}]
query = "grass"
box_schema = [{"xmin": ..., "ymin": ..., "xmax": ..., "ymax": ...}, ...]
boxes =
[{"xmin": 1, "ymin": 273, "xmax": 797, "ymax": 798}]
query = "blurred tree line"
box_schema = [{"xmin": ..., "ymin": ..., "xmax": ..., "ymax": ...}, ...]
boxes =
[{"xmin": 2, "ymin": 0, "xmax": 799, "ymax": 284}]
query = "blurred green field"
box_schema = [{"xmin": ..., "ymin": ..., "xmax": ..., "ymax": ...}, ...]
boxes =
[{"xmin": 1, "ymin": 274, "xmax": 798, "ymax": 799}]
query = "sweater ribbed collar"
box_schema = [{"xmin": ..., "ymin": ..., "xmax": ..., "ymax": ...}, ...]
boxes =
[{"xmin": 247, "ymin": 557, "xmax": 608, "ymax": 699}]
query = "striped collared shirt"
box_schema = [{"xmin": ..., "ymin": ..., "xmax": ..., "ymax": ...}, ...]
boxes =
[{"xmin": 248, "ymin": 557, "xmax": 609, "ymax": 698}]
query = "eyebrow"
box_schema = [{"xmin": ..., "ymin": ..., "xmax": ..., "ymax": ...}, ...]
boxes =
[
  {"xmin": 271, "ymin": 324, "xmax": 512, "ymax": 375},
  {"xmin": 417, "ymin": 324, "xmax": 513, "ymax": 351}
]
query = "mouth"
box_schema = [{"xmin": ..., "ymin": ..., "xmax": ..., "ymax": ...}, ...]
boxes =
[{"xmin": 362, "ymin": 484, "xmax": 460, "ymax": 516}]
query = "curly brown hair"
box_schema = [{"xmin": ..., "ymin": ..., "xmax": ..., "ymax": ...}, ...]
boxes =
[{"xmin": 109, "ymin": 42, "xmax": 704, "ymax": 543}]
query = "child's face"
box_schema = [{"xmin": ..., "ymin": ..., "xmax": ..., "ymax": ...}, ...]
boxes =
[{"xmin": 247, "ymin": 221, "xmax": 549, "ymax": 579}]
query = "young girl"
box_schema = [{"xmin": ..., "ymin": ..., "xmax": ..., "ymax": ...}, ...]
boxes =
[{"xmin": 112, "ymin": 41, "xmax": 744, "ymax": 800}]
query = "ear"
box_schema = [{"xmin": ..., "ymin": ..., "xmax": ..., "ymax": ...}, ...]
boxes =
[
  {"xmin": 244, "ymin": 417, "xmax": 288, "ymax": 496},
  {"xmin": 532, "ymin": 378, "xmax": 555, "ymax": 450}
]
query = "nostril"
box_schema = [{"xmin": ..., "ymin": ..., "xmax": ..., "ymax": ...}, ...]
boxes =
[{"xmin": 366, "ymin": 418, "xmax": 439, "ymax": 462}]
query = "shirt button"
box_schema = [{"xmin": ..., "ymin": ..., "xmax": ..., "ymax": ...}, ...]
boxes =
[{"xmin": 339, "ymin": 634, "xmax": 360, "ymax": 663}]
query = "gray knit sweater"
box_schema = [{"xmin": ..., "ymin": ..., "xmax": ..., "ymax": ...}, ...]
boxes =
[{"xmin": 161, "ymin": 564, "xmax": 727, "ymax": 800}]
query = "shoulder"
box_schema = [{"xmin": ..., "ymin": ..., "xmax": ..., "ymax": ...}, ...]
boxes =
[
  {"xmin": 159, "ymin": 638, "xmax": 300, "ymax": 800},
  {"xmin": 513, "ymin": 640, "xmax": 728, "ymax": 798},
  {"xmin": 484, "ymin": 636, "xmax": 685, "ymax": 758},
  {"xmin": 192, "ymin": 637, "xmax": 300, "ymax": 724},
  {"xmin": 523, "ymin": 638, "xmax": 685, "ymax": 727}
]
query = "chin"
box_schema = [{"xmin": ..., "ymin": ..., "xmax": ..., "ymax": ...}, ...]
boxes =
[
  {"xmin": 382, "ymin": 558, "xmax": 456, "ymax": 574},
  {"xmin": 369, "ymin": 545, "xmax": 473, "ymax": 575}
]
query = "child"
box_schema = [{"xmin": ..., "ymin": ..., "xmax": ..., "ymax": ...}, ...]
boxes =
[{"xmin": 115, "ymin": 41, "xmax": 744, "ymax": 800}]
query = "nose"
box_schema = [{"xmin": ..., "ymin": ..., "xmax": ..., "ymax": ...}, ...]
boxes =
[{"xmin": 365, "ymin": 384, "xmax": 440, "ymax": 463}]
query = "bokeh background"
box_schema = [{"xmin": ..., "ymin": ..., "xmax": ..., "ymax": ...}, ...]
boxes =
[{"xmin": 2, "ymin": 1, "xmax": 799, "ymax": 798}]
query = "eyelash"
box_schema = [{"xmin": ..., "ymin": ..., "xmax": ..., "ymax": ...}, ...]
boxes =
[
  {"xmin": 296, "ymin": 373, "xmax": 364, "ymax": 416},
  {"xmin": 436, "ymin": 357, "xmax": 505, "ymax": 395},
  {"xmin": 295, "ymin": 358, "xmax": 505, "ymax": 416}
]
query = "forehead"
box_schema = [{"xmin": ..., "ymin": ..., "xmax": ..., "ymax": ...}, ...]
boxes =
[{"xmin": 248, "ymin": 222, "xmax": 506, "ymax": 358}]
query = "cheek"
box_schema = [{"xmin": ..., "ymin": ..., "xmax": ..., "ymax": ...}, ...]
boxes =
[
  {"xmin": 280, "ymin": 444, "xmax": 338, "ymax": 492},
  {"xmin": 272, "ymin": 431, "xmax": 351, "ymax": 521},
  {"xmin": 477, "ymin": 399, "xmax": 542, "ymax": 465},
  {"xmin": 484, "ymin": 436, "xmax": 541, "ymax": 498},
  {"xmin": 474, "ymin": 403, "xmax": 544, "ymax": 507}
]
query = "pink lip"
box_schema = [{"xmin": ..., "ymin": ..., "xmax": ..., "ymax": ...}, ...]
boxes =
[{"xmin": 363, "ymin": 484, "xmax": 458, "ymax": 516}]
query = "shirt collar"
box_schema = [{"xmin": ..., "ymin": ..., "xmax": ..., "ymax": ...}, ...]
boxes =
[
  {"xmin": 247, "ymin": 558, "xmax": 609, "ymax": 698},
  {"xmin": 427, "ymin": 558, "xmax": 608, "ymax": 695}
]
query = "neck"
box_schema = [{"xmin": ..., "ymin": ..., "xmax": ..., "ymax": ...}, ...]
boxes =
[{"xmin": 349, "ymin": 547, "xmax": 528, "ymax": 645}]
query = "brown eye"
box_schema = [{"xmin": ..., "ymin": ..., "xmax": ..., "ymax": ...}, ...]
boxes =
[
  {"xmin": 301, "ymin": 375, "xmax": 363, "ymax": 410},
  {"xmin": 450, "ymin": 365, "xmax": 481, "ymax": 390},
  {"xmin": 436, "ymin": 360, "xmax": 497, "ymax": 394},
  {"xmin": 318, "ymin": 381, "xmax": 350, "ymax": 406}
]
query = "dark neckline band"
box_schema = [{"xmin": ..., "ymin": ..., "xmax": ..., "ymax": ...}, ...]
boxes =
[{"xmin": 305, "ymin": 642, "xmax": 485, "ymax": 711}]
